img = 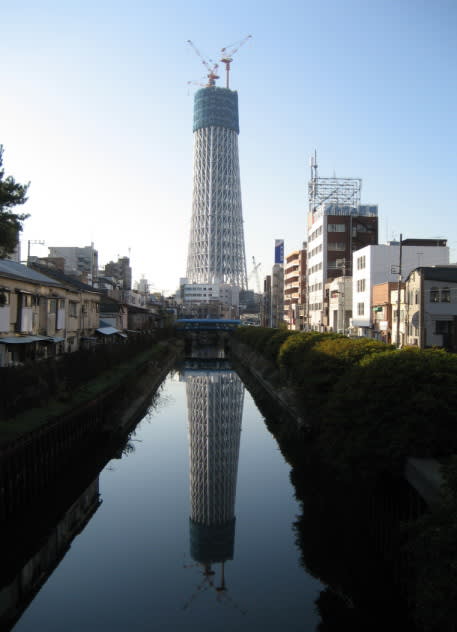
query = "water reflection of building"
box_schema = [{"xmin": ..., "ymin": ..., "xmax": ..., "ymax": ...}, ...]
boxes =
[{"xmin": 181, "ymin": 361, "xmax": 244, "ymax": 591}]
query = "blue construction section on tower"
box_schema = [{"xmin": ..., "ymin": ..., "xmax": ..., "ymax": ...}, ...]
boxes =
[{"xmin": 193, "ymin": 87, "xmax": 239, "ymax": 134}]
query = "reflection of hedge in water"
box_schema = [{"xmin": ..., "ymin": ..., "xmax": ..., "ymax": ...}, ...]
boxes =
[
  {"xmin": 233, "ymin": 327, "xmax": 457, "ymax": 632},
  {"xmin": 292, "ymin": 463, "xmax": 419, "ymax": 631},
  {"xmin": 403, "ymin": 456, "xmax": 457, "ymax": 632},
  {"xmin": 234, "ymin": 359, "xmax": 415, "ymax": 628}
]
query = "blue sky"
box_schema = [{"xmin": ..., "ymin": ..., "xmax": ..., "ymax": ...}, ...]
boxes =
[{"xmin": 1, "ymin": 0, "xmax": 456, "ymax": 294}]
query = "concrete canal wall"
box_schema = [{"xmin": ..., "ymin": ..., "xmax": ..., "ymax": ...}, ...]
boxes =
[{"xmin": 0, "ymin": 342, "xmax": 181, "ymax": 521}]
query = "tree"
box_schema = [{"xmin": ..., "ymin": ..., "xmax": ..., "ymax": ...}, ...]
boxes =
[{"xmin": 0, "ymin": 145, "xmax": 30, "ymax": 259}]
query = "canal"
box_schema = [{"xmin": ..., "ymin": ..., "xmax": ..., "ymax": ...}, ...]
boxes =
[{"xmin": 2, "ymin": 351, "xmax": 416, "ymax": 631}]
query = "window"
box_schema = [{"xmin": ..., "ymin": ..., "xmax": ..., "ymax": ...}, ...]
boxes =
[
  {"xmin": 430, "ymin": 287, "xmax": 439, "ymax": 303},
  {"xmin": 69, "ymin": 301, "xmax": 78, "ymax": 317},
  {"xmin": 23, "ymin": 294, "xmax": 33, "ymax": 307},
  {"xmin": 328, "ymin": 224, "xmax": 345, "ymax": 232},
  {"xmin": 357, "ymin": 302, "xmax": 365, "ymax": 316},
  {"xmin": 357, "ymin": 255, "xmax": 366, "ymax": 270},
  {"xmin": 0, "ymin": 291, "xmax": 10, "ymax": 305},
  {"xmin": 48, "ymin": 299, "xmax": 57, "ymax": 314},
  {"xmin": 441, "ymin": 287, "xmax": 450, "ymax": 303},
  {"xmin": 357, "ymin": 279, "xmax": 366, "ymax": 292},
  {"xmin": 328, "ymin": 242, "xmax": 345, "ymax": 251},
  {"xmin": 436, "ymin": 320, "xmax": 451, "ymax": 334}
]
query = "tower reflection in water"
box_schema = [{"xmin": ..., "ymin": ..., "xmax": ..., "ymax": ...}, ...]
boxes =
[{"xmin": 181, "ymin": 354, "xmax": 244, "ymax": 603}]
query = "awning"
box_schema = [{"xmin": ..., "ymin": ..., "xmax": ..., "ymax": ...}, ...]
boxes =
[
  {"xmin": 96, "ymin": 326, "xmax": 121, "ymax": 336},
  {"xmin": 0, "ymin": 335, "xmax": 50, "ymax": 344}
]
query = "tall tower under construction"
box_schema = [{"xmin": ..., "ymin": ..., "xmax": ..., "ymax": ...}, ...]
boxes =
[{"xmin": 186, "ymin": 81, "xmax": 248, "ymax": 291}]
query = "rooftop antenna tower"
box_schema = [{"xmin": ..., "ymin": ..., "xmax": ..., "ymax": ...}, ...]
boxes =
[
  {"xmin": 220, "ymin": 35, "xmax": 252, "ymax": 89},
  {"xmin": 308, "ymin": 150, "xmax": 361, "ymax": 215}
]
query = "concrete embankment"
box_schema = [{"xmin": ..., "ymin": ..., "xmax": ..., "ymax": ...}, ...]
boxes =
[
  {"xmin": 0, "ymin": 341, "xmax": 182, "ymax": 520},
  {"xmin": 230, "ymin": 338, "xmax": 311, "ymax": 432}
]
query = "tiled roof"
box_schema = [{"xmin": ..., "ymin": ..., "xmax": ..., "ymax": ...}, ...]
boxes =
[{"xmin": 0, "ymin": 259, "xmax": 62, "ymax": 286}]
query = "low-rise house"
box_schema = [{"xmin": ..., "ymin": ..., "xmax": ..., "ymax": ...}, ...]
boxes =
[
  {"xmin": 0, "ymin": 260, "xmax": 65, "ymax": 366},
  {"xmin": 99, "ymin": 295, "xmax": 128, "ymax": 331},
  {"xmin": 372, "ymin": 281, "xmax": 404, "ymax": 344},
  {"xmin": 327, "ymin": 276, "xmax": 352, "ymax": 333},
  {"xmin": 127, "ymin": 305, "xmax": 161, "ymax": 331},
  {"xmin": 404, "ymin": 266, "xmax": 457, "ymax": 350},
  {"xmin": 28, "ymin": 261, "xmax": 101, "ymax": 351},
  {"xmin": 0, "ymin": 260, "xmax": 99, "ymax": 365}
]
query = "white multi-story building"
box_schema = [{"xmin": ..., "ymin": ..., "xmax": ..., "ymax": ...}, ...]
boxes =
[
  {"xmin": 307, "ymin": 203, "xmax": 378, "ymax": 329},
  {"xmin": 351, "ymin": 239, "xmax": 449, "ymax": 335},
  {"xmin": 181, "ymin": 282, "xmax": 239, "ymax": 308}
]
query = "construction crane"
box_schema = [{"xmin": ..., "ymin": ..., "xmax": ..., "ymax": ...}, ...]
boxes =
[
  {"xmin": 248, "ymin": 256, "xmax": 262, "ymax": 294},
  {"xmin": 187, "ymin": 40, "xmax": 219, "ymax": 87},
  {"xmin": 220, "ymin": 34, "xmax": 252, "ymax": 89}
]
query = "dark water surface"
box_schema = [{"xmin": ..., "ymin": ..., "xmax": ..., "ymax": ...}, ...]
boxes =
[{"xmin": 8, "ymin": 363, "xmax": 324, "ymax": 631}]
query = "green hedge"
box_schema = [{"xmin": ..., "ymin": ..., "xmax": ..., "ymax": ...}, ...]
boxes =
[
  {"xmin": 235, "ymin": 327, "xmax": 457, "ymax": 476},
  {"xmin": 318, "ymin": 348, "xmax": 457, "ymax": 478}
]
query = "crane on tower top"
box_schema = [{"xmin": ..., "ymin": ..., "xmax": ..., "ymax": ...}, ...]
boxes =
[
  {"xmin": 187, "ymin": 40, "xmax": 220, "ymax": 87},
  {"xmin": 220, "ymin": 34, "xmax": 252, "ymax": 89}
]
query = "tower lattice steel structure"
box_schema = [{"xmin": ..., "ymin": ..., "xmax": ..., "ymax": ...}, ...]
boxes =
[{"xmin": 186, "ymin": 87, "xmax": 248, "ymax": 289}]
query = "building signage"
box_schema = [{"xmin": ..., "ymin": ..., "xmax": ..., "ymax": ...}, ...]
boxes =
[{"xmin": 274, "ymin": 239, "xmax": 284, "ymax": 264}]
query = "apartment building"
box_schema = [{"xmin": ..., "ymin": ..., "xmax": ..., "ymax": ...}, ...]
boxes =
[{"xmin": 283, "ymin": 244, "xmax": 307, "ymax": 330}]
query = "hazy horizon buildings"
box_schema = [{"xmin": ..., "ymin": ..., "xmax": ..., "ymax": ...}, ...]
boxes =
[
  {"xmin": 47, "ymin": 245, "xmax": 99, "ymax": 284},
  {"xmin": 185, "ymin": 84, "xmax": 248, "ymax": 312}
]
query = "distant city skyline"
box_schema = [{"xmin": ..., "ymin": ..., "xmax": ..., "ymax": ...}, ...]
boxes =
[{"xmin": 1, "ymin": 0, "xmax": 456, "ymax": 294}]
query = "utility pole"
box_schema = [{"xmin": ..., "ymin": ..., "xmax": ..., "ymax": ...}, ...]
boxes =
[
  {"xmin": 340, "ymin": 258, "xmax": 346, "ymax": 334},
  {"xmin": 27, "ymin": 239, "xmax": 45, "ymax": 262},
  {"xmin": 395, "ymin": 234, "xmax": 403, "ymax": 348}
]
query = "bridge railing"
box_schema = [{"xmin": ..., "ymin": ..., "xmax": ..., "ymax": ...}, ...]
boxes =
[{"xmin": 175, "ymin": 319, "xmax": 241, "ymax": 332}]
